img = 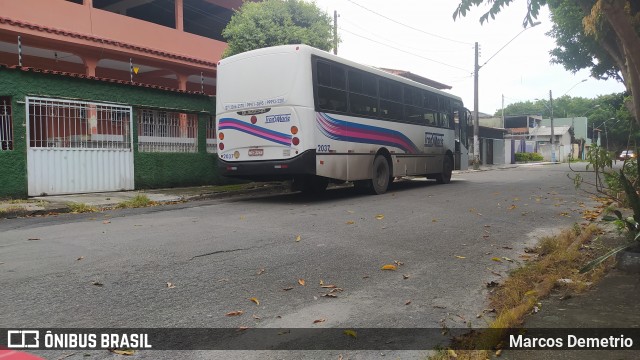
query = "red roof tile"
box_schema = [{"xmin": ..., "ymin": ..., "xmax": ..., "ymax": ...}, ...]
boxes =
[
  {"xmin": 0, "ymin": 16, "xmax": 217, "ymax": 68},
  {"xmin": 2, "ymin": 64, "xmax": 212, "ymax": 96}
]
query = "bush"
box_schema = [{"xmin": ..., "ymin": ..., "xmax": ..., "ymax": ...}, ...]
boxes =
[{"xmin": 515, "ymin": 152, "xmax": 543, "ymax": 162}]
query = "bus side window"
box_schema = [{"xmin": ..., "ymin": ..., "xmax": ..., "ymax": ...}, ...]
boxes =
[{"xmin": 424, "ymin": 112, "xmax": 437, "ymax": 126}]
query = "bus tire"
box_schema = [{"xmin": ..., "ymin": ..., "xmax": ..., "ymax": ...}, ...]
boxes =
[
  {"xmin": 435, "ymin": 154, "xmax": 453, "ymax": 184},
  {"xmin": 370, "ymin": 155, "xmax": 391, "ymax": 194}
]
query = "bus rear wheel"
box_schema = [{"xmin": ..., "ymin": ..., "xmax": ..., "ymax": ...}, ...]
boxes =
[
  {"xmin": 370, "ymin": 155, "xmax": 391, "ymax": 195},
  {"xmin": 435, "ymin": 154, "xmax": 453, "ymax": 184}
]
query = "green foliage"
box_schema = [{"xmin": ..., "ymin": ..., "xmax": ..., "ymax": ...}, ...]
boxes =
[
  {"xmin": 515, "ymin": 152, "xmax": 544, "ymax": 162},
  {"xmin": 222, "ymin": 0, "xmax": 334, "ymax": 58},
  {"xmin": 116, "ymin": 194, "xmax": 153, "ymax": 209},
  {"xmin": 68, "ymin": 203, "xmax": 98, "ymax": 213}
]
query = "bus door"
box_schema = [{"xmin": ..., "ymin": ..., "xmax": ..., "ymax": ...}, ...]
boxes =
[{"xmin": 454, "ymin": 108, "xmax": 470, "ymax": 170}]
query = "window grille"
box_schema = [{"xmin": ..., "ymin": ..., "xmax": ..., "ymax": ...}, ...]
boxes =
[
  {"xmin": 27, "ymin": 97, "xmax": 132, "ymax": 149},
  {"xmin": 137, "ymin": 110, "xmax": 198, "ymax": 153},
  {"xmin": 206, "ymin": 116, "xmax": 217, "ymax": 153},
  {"xmin": 0, "ymin": 97, "xmax": 12, "ymax": 151}
]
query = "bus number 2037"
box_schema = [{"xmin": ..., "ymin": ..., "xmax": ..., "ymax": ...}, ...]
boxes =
[{"xmin": 317, "ymin": 145, "xmax": 330, "ymax": 152}]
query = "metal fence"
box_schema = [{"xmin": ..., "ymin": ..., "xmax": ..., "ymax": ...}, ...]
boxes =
[
  {"xmin": 27, "ymin": 97, "xmax": 132, "ymax": 149},
  {"xmin": 206, "ymin": 116, "xmax": 217, "ymax": 153},
  {"xmin": 0, "ymin": 97, "xmax": 12, "ymax": 151},
  {"xmin": 137, "ymin": 110, "xmax": 198, "ymax": 153}
]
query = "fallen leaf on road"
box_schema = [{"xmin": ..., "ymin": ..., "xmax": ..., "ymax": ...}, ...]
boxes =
[
  {"xmin": 347, "ymin": 210, "xmax": 355, "ymax": 214},
  {"xmin": 502, "ymin": 257, "xmax": 514, "ymax": 262},
  {"xmin": 375, "ymin": 214, "xmax": 385, "ymax": 220},
  {"xmin": 238, "ymin": 326, "xmax": 250, "ymax": 331},
  {"xmin": 322, "ymin": 293, "xmax": 337, "ymax": 298},
  {"xmin": 256, "ymin": 268, "xmax": 265, "ymax": 275},
  {"xmin": 328, "ymin": 288, "xmax": 343, "ymax": 293},
  {"xmin": 225, "ymin": 310, "xmax": 244, "ymax": 316},
  {"xmin": 455, "ymin": 255, "xmax": 466, "ymax": 259},
  {"xmin": 508, "ymin": 205, "xmax": 517, "ymax": 210},
  {"xmin": 405, "ymin": 300, "xmax": 412, "ymax": 305},
  {"xmin": 321, "ymin": 284, "xmax": 337, "ymax": 288},
  {"xmin": 298, "ymin": 279, "xmax": 305, "ymax": 286},
  {"xmin": 283, "ymin": 287, "xmax": 294, "ymax": 291},
  {"xmin": 319, "ymin": 279, "xmax": 324, "ymax": 285},
  {"xmin": 295, "ymin": 235, "xmax": 301, "ymax": 242},
  {"xmin": 403, "ymin": 274, "xmax": 410, "ymax": 279},
  {"xmin": 313, "ymin": 318, "xmax": 326, "ymax": 324},
  {"xmin": 343, "ymin": 329, "xmax": 357, "ymax": 338},
  {"xmin": 252, "ymin": 314, "xmax": 261, "ymax": 320},
  {"xmin": 76, "ymin": 256, "xmax": 84, "ymax": 261},
  {"xmin": 166, "ymin": 282, "xmax": 176, "ymax": 289},
  {"xmin": 109, "ymin": 349, "xmax": 135, "ymax": 355},
  {"xmin": 491, "ymin": 257, "xmax": 503, "ymax": 262},
  {"xmin": 394, "ymin": 260, "xmax": 404, "ymax": 266},
  {"xmin": 346, "ymin": 220, "xmax": 355, "ymax": 225},
  {"xmin": 91, "ymin": 281, "xmax": 103, "ymax": 287},
  {"xmin": 381, "ymin": 264, "xmax": 397, "ymax": 271},
  {"xmin": 249, "ymin": 297, "xmax": 260, "ymax": 305}
]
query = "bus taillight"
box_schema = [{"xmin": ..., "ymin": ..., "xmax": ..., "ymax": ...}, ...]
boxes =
[
  {"xmin": 251, "ymin": 116, "xmax": 257, "ymax": 124},
  {"xmin": 218, "ymin": 142, "xmax": 224, "ymax": 150},
  {"xmin": 290, "ymin": 126, "xmax": 298, "ymax": 134},
  {"xmin": 291, "ymin": 137, "xmax": 300, "ymax": 146},
  {"xmin": 218, "ymin": 132, "xmax": 224, "ymax": 140}
]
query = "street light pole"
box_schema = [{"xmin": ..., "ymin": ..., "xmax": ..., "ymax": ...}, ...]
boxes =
[
  {"xmin": 550, "ymin": 90, "xmax": 555, "ymax": 162},
  {"xmin": 472, "ymin": 22, "xmax": 540, "ymax": 170},
  {"xmin": 473, "ymin": 42, "xmax": 480, "ymax": 169}
]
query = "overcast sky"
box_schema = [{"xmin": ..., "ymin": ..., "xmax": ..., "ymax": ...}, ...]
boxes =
[{"xmin": 309, "ymin": 0, "xmax": 625, "ymax": 115}]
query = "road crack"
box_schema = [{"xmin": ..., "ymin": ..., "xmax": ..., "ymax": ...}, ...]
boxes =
[{"xmin": 190, "ymin": 247, "xmax": 249, "ymax": 260}]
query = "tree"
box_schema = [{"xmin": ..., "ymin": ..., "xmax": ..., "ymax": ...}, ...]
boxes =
[
  {"xmin": 453, "ymin": 0, "xmax": 640, "ymax": 127},
  {"xmin": 221, "ymin": 0, "xmax": 334, "ymax": 58}
]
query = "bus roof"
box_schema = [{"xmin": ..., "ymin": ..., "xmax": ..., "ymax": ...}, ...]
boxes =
[{"xmin": 219, "ymin": 44, "xmax": 463, "ymax": 103}]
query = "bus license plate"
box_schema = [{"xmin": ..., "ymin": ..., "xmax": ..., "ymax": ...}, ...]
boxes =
[{"xmin": 248, "ymin": 149, "xmax": 264, "ymax": 156}]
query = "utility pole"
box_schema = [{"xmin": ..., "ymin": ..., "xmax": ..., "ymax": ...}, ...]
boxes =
[
  {"xmin": 473, "ymin": 42, "xmax": 480, "ymax": 169},
  {"xmin": 501, "ymin": 94, "xmax": 505, "ymax": 128},
  {"xmin": 549, "ymin": 90, "xmax": 555, "ymax": 162},
  {"xmin": 333, "ymin": 11, "xmax": 338, "ymax": 55}
]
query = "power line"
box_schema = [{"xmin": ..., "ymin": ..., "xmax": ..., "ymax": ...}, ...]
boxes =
[
  {"xmin": 345, "ymin": 0, "xmax": 473, "ymax": 46},
  {"xmin": 339, "ymin": 27, "xmax": 470, "ymax": 73},
  {"xmin": 340, "ymin": 18, "xmax": 467, "ymax": 55}
]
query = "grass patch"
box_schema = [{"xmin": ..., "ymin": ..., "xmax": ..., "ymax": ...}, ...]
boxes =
[
  {"xmin": 68, "ymin": 202, "xmax": 98, "ymax": 214},
  {"xmin": 430, "ymin": 224, "xmax": 617, "ymax": 359},
  {"xmin": 116, "ymin": 194, "xmax": 154, "ymax": 209},
  {"xmin": 0, "ymin": 205, "xmax": 25, "ymax": 214}
]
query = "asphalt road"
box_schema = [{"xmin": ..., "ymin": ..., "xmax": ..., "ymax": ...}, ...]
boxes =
[{"xmin": 0, "ymin": 163, "xmax": 599, "ymax": 359}]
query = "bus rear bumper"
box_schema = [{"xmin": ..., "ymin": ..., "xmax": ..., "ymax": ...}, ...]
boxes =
[{"xmin": 218, "ymin": 150, "xmax": 316, "ymax": 181}]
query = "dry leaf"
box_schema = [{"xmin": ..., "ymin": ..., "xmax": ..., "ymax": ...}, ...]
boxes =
[
  {"xmin": 166, "ymin": 282, "xmax": 176, "ymax": 289},
  {"xmin": 252, "ymin": 314, "xmax": 261, "ymax": 320},
  {"xmin": 313, "ymin": 318, "xmax": 326, "ymax": 324},
  {"xmin": 225, "ymin": 310, "xmax": 244, "ymax": 316},
  {"xmin": 502, "ymin": 257, "xmax": 514, "ymax": 262},
  {"xmin": 298, "ymin": 279, "xmax": 306, "ymax": 286},
  {"xmin": 495, "ymin": 349, "xmax": 503, "ymax": 356},
  {"xmin": 295, "ymin": 235, "xmax": 301, "ymax": 242},
  {"xmin": 91, "ymin": 281, "xmax": 103, "ymax": 287},
  {"xmin": 375, "ymin": 214, "xmax": 385, "ymax": 220},
  {"xmin": 343, "ymin": 329, "xmax": 357, "ymax": 338},
  {"xmin": 322, "ymin": 293, "xmax": 337, "ymax": 298},
  {"xmin": 321, "ymin": 284, "xmax": 337, "ymax": 288},
  {"xmin": 508, "ymin": 205, "xmax": 517, "ymax": 210},
  {"xmin": 403, "ymin": 274, "xmax": 410, "ymax": 279},
  {"xmin": 455, "ymin": 255, "xmax": 466, "ymax": 259},
  {"xmin": 319, "ymin": 279, "xmax": 324, "ymax": 286},
  {"xmin": 238, "ymin": 326, "xmax": 250, "ymax": 331},
  {"xmin": 249, "ymin": 297, "xmax": 260, "ymax": 305},
  {"xmin": 346, "ymin": 210, "xmax": 355, "ymax": 214},
  {"xmin": 491, "ymin": 257, "xmax": 503, "ymax": 262},
  {"xmin": 381, "ymin": 264, "xmax": 397, "ymax": 271},
  {"xmin": 256, "ymin": 268, "xmax": 265, "ymax": 275},
  {"xmin": 346, "ymin": 220, "xmax": 355, "ymax": 225},
  {"xmin": 405, "ymin": 300, "xmax": 412, "ymax": 305},
  {"xmin": 394, "ymin": 260, "xmax": 404, "ymax": 266},
  {"xmin": 109, "ymin": 349, "xmax": 135, "ymax": 355},
  {"xmin": 328, "ymin": 288, "xmax": 343, "ymax": 293},
  {"xmin": 283, "ymin": 287, "xmax": 294, "ymax": 291},
  {"xmin": 76, "ymin": 256, "xmax": 84, "ymax": 261}
]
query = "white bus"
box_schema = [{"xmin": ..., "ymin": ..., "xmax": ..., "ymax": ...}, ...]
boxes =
[{"xmin": 216, "ymin": 44, "xmax": 469, "ymax": 194}]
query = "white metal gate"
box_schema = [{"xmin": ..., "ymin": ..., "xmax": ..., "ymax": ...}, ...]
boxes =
[{"xmin": 26, "ymin": 97, "xmax": 134, "ymax": 196}]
